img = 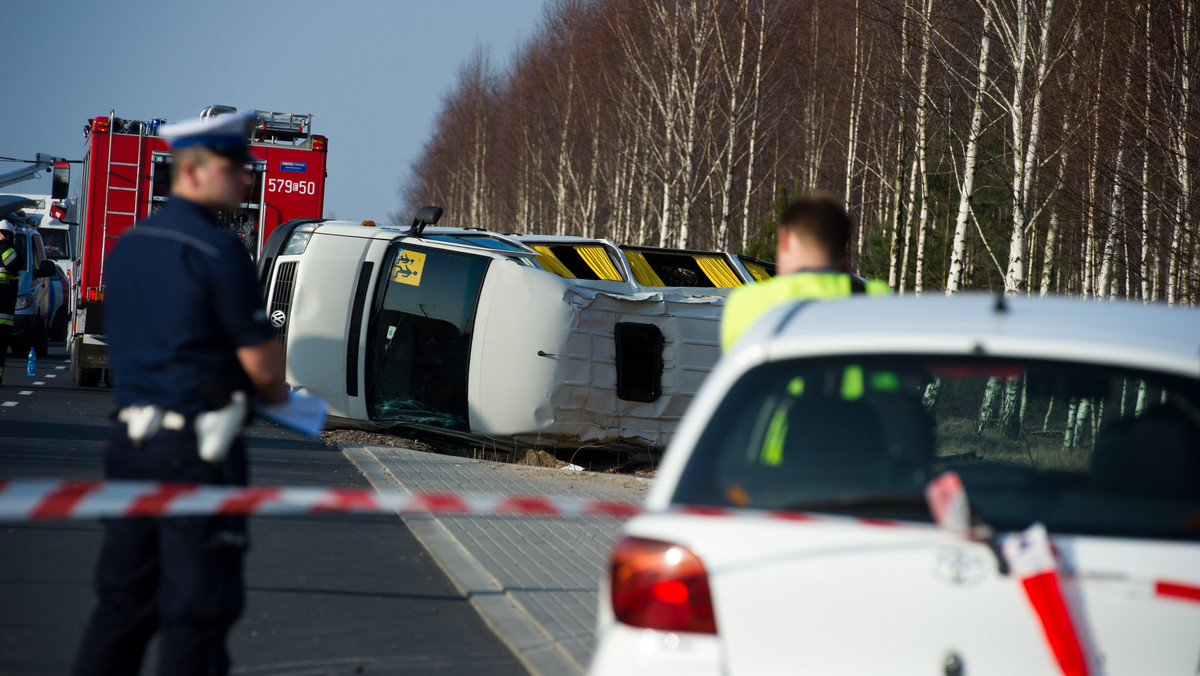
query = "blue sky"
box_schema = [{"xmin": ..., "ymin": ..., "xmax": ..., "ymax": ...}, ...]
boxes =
[{"xmin": 2, "ymin": 0, "xmax": 547, "ymax": 221}]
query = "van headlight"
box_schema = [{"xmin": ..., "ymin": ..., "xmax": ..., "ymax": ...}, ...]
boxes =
[
  {"xmin": 15, "ymin": 295, "xmax": 33, "ymax": 311},
  {"xmin": 282, "ymin": 224, "xmax": 317, "ymax": 255}
]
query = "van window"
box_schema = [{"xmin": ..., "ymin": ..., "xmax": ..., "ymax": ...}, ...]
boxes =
[
  {"xmin": 40, "ymin": 229, "xmax": 70, "ymax": 261},
  {"xmin": 364, "ymin": 243, "xmax": 490, "ymax": 430},
  {"xmin": 529, "ymin": 244, "xmax": 625, "ymax": 281},
  {"xmin": 622, "ymin": 247, "xmax": 742, "ymax": 288}
]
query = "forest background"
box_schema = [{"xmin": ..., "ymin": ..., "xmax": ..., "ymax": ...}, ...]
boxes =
[{"xmin": 401, "ymin": 0, "xmax": 1199, "ymax": 303}]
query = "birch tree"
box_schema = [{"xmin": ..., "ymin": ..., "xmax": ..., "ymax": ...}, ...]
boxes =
[
  {"xmin": 1166, "ymin": 0, "xmax": 1193, "ymax": 306},
  {"xmin": 979, "ymin": 0, "xmax": 1057, "ymax": 295},
  {"xmin": 947, "ymin": 12, "xmax": 992, "ymax": 294}
]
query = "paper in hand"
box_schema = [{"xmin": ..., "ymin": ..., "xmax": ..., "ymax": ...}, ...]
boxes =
[{"xmin": 257, "ymin": 389, "xmax": 328, "ymax": 437}]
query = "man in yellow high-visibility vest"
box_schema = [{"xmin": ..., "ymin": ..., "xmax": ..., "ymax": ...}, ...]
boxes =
[{"xmin": 722, "ymin": 193, "xmax": 889, "ymax": 352}]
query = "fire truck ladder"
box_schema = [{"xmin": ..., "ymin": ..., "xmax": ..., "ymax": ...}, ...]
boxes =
[{"xmin": 97, "ymin": 111, "xmax": 145, "ymax": 291}]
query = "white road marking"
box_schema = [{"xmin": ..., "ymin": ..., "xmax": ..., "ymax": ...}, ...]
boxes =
[
  {"xmin": 2, "ymin": 402, "xmax": 17, "ymax": 408},
  {"xmin": 32, "ymin": 382, "xmax": 46, "ymax": 386},
  {"xmin": 19, "ymin": 391, "xmax": 33, "ymax": 396},
  {"xmin": 55, "ymin": 366, "xmax": 66, "ymax": 370},
  {"xmin": 44, "ymin": 374, "xmax": 57, "ymax": 379}
]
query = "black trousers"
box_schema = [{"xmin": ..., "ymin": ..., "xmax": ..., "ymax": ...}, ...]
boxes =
[
  {"xmin": 0, "ymin": 281, "xmax": 15, "ymax": 373},
  {"xmin": 72, "ymin": 423, "xmax": 249, "ymax": 676}
]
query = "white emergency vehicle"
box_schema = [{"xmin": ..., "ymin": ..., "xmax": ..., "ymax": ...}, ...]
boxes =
[{"xmin": 591, "ymin": 294, "xmax": 1200, "ymax": 675}]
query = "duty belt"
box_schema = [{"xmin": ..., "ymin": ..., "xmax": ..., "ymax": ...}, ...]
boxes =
[
  {"xmin": 117, "ymin": 405, "xmax": 189, "ymax": 444},
  {"xmin": 116, "ymin": 392, "xmax": 248, "ymax": 463}
]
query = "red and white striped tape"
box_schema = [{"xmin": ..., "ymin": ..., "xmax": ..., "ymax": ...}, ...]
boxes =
[
  {"xmin": 4, "ymin": 478, "xmax": 1198, "ymax": 616},
  {"xmin": 0, "ymin": 479, "xmax": 643, "ymax": 522},
  {"xmin": 0, "ymin": 478, "xmax": 930, "ymax": 527}
]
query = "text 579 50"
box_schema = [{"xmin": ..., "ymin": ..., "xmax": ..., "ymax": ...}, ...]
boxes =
[{"xmin": 267, "ymin": 178, "xmax": 317, "ymax": 195}]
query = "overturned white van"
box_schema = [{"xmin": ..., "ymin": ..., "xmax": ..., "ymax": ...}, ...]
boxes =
[{"xmin": 257, "ymin": 209, "xmax": 772, "ymax": 450}]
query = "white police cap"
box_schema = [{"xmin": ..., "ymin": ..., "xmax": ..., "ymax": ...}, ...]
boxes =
[{"xmin": 160, "ymin": 110, "xmax": 256, "ymax": 163}]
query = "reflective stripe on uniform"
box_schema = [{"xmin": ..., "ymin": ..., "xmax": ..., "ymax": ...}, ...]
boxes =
[
  {"xmin": 0, "ymin": 312, "xmax": 14, "ymax": 326},
  {"xmin": 760, "ymin": 405, "xmax": 790, "ymax": 466},
  {"xmin": 1, "ymin": 247, "xmax": 16, "ymax": 267},
  {"xmin": 721, "ymin": 272, "xmax": 890, "ymax": 351}
]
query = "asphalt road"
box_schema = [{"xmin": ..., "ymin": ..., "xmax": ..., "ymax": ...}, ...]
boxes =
[{"xmin": 0, "ymin": 342, "xmax": 527, "ymax": 675}]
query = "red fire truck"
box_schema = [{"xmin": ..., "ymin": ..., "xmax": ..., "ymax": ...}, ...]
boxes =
[{"xmin": 69, "ymin": 105, "xmax": 329, "ymax": 386}]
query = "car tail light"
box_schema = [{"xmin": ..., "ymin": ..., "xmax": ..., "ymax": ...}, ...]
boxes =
[{"xmin": 610, "ymin": 536, "xmax": 717, "ymax": 634}]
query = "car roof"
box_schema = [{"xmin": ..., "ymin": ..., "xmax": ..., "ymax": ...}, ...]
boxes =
[
  {"xmin": 647, "ymin": 292, "xmax": 1200, "ymax": 508},
  {"xmin": 729, "ymin": 292, "xmax": 1200, "ymax": 378}
]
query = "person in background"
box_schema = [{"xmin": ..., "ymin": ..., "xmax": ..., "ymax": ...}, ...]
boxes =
[
  {"xmin": 0, "ymin": 219, "xmax": 24, "ymax": 384},
  {"xmin": 72, "ymin": 110, "xmax": 287, "ymax": 676},
  {"xmin": 721, "ymin": 192, "xmax": 889, "ymax": 351}
]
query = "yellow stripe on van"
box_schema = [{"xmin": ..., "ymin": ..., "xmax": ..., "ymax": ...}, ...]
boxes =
[
  {"xmin": 532, "ymin": 246, "xmax": 576, "ymax": 278},
  {"xmin": 624, "ymin": 251, "xmax": 664, "ymax": 286},
  {"xmin": 744, "ymin": 261, "xmax": 772, "ymax": 282},
  {"xmin": 577, "ymin": 246, "xmax": 622, "ymax": 281},
  {"xmin": 695, "ymin": 256, "xmax": 742, "ymax": 288}
]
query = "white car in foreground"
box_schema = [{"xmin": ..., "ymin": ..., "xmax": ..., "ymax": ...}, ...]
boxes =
[{"xmin": 591, "ymin": 294, "xmax": 1200, "ymax": 675}]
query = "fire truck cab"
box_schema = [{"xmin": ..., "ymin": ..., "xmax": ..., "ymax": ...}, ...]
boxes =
[{"xmin": 69, "ymin": 106, "xmax": 329, "ymax": 386}]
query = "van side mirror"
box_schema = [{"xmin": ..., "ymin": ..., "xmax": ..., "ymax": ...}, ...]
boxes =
[
  {"xmin": 52, "ymin": 161, "xmax": 71, "ymax": 200},
  {"xmin": 406, "ymin": 205, "xmax": 444, "ymax": 238},
  {"xmin": 35, "ymin": 260, "xmax": 57, "ymax": 279}
]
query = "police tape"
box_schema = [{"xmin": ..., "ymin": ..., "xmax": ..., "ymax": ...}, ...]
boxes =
[
  {"xmin": 0, "ymin": 478, "xmax": 917, "ymax": 526},
  {"xmin": 0, "ymin": 479, "xmax": 643, "ymax": 522}
]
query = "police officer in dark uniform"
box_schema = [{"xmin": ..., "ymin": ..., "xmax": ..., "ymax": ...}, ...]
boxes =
[
  {"xmin": 72, "ymin": 111, "xmax": 287, "ymax": 676},
  {"xmin": 0, "ymin": 218, "xmax": 24, "ymax": 384}
]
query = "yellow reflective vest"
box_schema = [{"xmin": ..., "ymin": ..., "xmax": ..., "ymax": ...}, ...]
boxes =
[
  {"xmin": 721, "ymin": 271, "xmax": 890, "ymax": 351},
  {"xmin": 0, "ymin": 246, "xmax": 20, "ymax": 283}
]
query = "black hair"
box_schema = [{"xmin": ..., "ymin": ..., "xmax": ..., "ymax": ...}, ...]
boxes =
[{"xmin": 779, "ymin": 192, "xmax": 852, "ymax": 259}]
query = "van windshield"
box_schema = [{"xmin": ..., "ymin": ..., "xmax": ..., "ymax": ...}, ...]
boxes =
[
  {"xmin": 673, "ymin": 355, "xmax": 1200, "ymax": 541},
  {"xmin": 364, "ymin": 243, "xmax": 489, "ymax": 430}
]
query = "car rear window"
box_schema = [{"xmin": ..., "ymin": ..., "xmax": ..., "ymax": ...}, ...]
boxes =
[{"xmin": 673, "ymin": 356, "xmax": 1200, "ymax": 540}]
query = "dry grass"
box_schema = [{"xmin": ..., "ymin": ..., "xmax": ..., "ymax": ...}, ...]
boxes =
[{"xmin": 934, "ymin": 417, "xmax": 1093, "ymax": 472}]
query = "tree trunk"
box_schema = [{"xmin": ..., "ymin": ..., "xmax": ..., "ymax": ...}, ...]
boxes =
[
  {"xmin": 1167, "ymin": 0, "xmax": 1193, "ymax": 306},
  {"xmin": 947, "ymin": 12, "xmax": 991, "ymax": 295},
  {"xmin": 913, "ymin": 0, "xmax": 934, "ymax": 296}
]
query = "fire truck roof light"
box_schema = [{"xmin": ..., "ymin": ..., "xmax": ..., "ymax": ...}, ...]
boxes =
[
  {"xmin": 312, "ymin": 135, "xmax": 327, "ymax": 152},
  {"xmin": 92, "ymin": 117, "xmax": 110, "ymax": 133}
]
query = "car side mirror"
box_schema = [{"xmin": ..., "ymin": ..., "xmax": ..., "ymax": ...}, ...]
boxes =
[{"xmin": 35, "ymin": 260, "xmax": 57, "ymax": 279}]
